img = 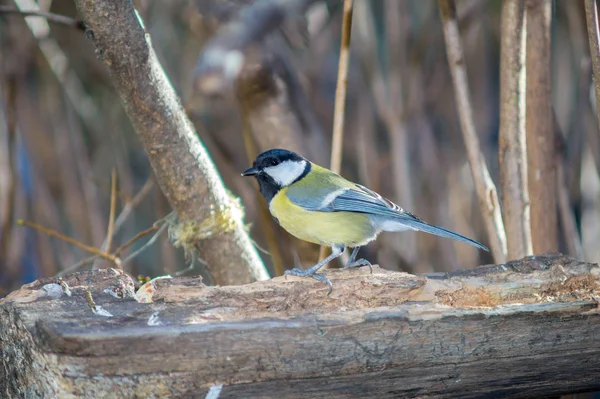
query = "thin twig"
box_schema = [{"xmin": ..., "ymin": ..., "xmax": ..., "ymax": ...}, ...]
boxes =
[
  {"xmin": 113, "ymin": 225, "xmax": 159, "ymax": 257},
  {"xmin": 0, "ymin": 78, "xmax": 17, "ymax": 265},
  {"xmin": 115, "ymin": 178, "xmax": 154, "ymax": 237},
  {"xmin": 121, "ymin": 222, "xmax": 169, "ymax": 267},
  {"xmin": 0, "ymin": 6, "xmax": 85, "ymax": 29},
  {"xmin": 17, "ymin": 220, "xmax": 117, "ymax": 264},
  {"xmin": 438, "ymin": 0, "xmax": 507, "ymax": 263},
  {"xmin": 319, "ymin": 0, "xmax": 354, "ymax": 264},
  {"xmin": 498, "ymin": 0, "xmax": 532, "ymax": 259},
  {"xmin": 91, "ymin": 177, "xmax": 154, "ymax": 270},
  {"xmin": 57, "ymin": 215, "xmax": 164, "ymax": 276},
  {"xmin": 585, "ymin": 0, "xmax": 600, "ymax": 127},
  {"xmin": 13, "ymin": 0, "xmax": 102, "ymax": 138},
  {"xmin": 105, "ymin": 168, "xmax": 117, "ymax": 255},
  {"xmin": 329, "ymin": 0, "xmax": 354, "ymax": 174}
]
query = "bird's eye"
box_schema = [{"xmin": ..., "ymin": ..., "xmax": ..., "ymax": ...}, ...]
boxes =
[{"xmin": 270, "ymin": 159, "xmax": 279, "ymax": 166}]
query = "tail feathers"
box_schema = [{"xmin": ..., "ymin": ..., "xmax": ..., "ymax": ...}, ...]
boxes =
[{"xmin": 382, "ymin": 216, "xmax": 489, "ymax": 251}]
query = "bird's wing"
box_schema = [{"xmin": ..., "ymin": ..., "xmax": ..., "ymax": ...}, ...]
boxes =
[
  {"xmin": 286, "ymin": 181, "xmax": 489, "ymax": 251},
  {"xmin": 287, "ymin": 181, "xmax": 421, "ymax": 221},
  {"xmin": 327, "ymin": 184, "xmax": 422, "ymax": 220}
]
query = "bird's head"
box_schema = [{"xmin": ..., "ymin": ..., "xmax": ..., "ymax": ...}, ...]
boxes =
[{"xmin": 242, "ymin": 149, "xmax": 311, "ymax": 200}]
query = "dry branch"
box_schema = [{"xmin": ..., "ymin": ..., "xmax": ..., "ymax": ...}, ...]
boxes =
[
  {"xmin": 525, "ymin": 0, "xmax": 558, "ymax": 253},
  {"xmin": 498, "ymin": 0, "xmax": 532, "ymax": 260},
  {"xmin": 0, "ymin": 77, "xmax": 17, "ymax": 267},
  {"xmin": 438, "ymin": 0, "xmax": 507, "ymax": 263},
  {"xmin": 0, "ymin": 6, "xmax": 84, "ymax": 29},
  {"xmin": 585, "ymin": 0, "xmax": 600, "ymax": 126},
  {"xmin": 1, "ymin": 253, "xmax": 599, "ymax": 398},
  {"xmin": 73, "ymin": 0, "xmax": 269, "ymax": 285},
  {"xmin": 329, "ymin": 0, "xmax": 353, "ymax": 175}
]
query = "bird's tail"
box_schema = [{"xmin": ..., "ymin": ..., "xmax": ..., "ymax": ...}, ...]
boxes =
[{"xmin": 382, "ymin": 217, "xmax": 489, "ymax": 251}]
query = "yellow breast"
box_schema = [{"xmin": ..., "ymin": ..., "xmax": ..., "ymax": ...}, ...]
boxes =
[{"xmin": 269, "ymin": 187, "xmax": 377, "ymax": 247}]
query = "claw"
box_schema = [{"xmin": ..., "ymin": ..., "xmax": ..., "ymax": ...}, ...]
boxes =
[
  {"xmin": 345, "ymin": 258, "xmax": 373, "ymax": 274},
  {"xmin": 284, "ymin": 267, "xmax": 333, "ymax": 295},
  {"xmin": 312, "ymin": 273, "xmax": 333, "ymax": 296}
]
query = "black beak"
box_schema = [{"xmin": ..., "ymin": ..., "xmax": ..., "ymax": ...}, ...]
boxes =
[{"xmin": 241, "ymin": 167, "xmax": 259, "ymax": 177}]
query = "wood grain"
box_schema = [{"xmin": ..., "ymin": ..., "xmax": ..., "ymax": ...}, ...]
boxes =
[{"xmin": 1, "ymin": 253, "xmax": 599, "ymax": 398}]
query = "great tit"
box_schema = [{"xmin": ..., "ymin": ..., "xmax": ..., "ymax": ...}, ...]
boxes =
[{"xmin": 242, "ymin": 148, "xmax": 488, "ymax": 294}]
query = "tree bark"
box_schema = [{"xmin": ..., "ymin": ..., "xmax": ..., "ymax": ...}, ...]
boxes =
[
  {"xmin": 499, "ymin": 0, "xmax": 532, "ymax": 260},
  {"xmin": 1, "ymin": 253, "xmax": 599, "ymax": 398},
  {"xmin": 585, "ymin": 0, "xmax": 600, "ymax": 128},
  {"xmin": 72, "ymin": 0, "xmax": 269, "ymax": 285},
  {"xmin": 525, "ymin": 0, "xmax": 558, "ymax": 253}
]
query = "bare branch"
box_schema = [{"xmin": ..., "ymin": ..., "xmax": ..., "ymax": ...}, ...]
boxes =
[
  {"xmin": 113, "ymin": 178, "xmax": 154, "ymax": 236},
  {"xmin": 525, "ymin": 0, "xmax": 557, "ymax": 253},
  {"xmin": 438, "ymin": 0, "xmax": 507, "ymax": 263},
  {"xmin": 17, "ymin": 220, "xmax": 117, "ymax": 264},
  {"xmin": 122, "ymin": 222, "xmax": 169, "ymax": 267},
  {"xmin": 0, "ymin": 78, "xmax": 17, "ymax": 266},
  {"xmin": 0, "ymin": 6, "xmax": 84, "ymax": 30},
  {"xmin": 73, "ymin": 0, "xmax": 269, "ymax": 285},
  {"xmin": 329, "ymin": 0, "xmax": 354, "ymax": 175},
  {"xmin": 585, "ymin": 0, "xmax": 600, "ymax": 126},
  {"xmin": 104, "ymin": 169, "xmax": 117, "ymax": 256},
  {"xmin": 499, "ymin": 0, "xmax": 532, "ymax": 259},
  {"xmin": 12, "ymin": 0, "xmax": 102, "ymax": 136}
]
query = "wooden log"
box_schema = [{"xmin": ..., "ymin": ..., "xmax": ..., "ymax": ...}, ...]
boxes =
[{"xmin": 1, "ymin": 253, "xmax": 599, "ymax": 398}]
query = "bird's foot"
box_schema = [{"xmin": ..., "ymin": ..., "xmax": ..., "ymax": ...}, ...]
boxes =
[
  {"xmin": 344, "ymin": 258, "xmax": 373, "ymax": 274},
  {"xmin": 284, "ymin": 268, "xmax": 333, "ymax": 296}
]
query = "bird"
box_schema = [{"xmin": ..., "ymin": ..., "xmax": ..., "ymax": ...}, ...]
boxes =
[{"xmin": 241, "ymin": 148, "xmax": 488, "ymax": 294}]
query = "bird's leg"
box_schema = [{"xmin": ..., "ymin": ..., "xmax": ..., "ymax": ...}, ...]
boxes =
[
  {"xmin": 344, "ymin": 247, "xmax": 373, "ymax": 273},
  {"xmin": 284, "ymin": 245, "xmax": 345, "ymax": 295}
]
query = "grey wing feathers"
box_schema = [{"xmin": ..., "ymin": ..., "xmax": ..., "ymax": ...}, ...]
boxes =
[
  {"xmin": 327, "ymin": 184, "xmax": 422, "ymax": 220},
  {"xmin": 287, "ymin": 182, "xmax": 420, "ymax": 219},
  {"xmin": 287, "ymin": 183, "xmax": 489, "ymax": 251}
]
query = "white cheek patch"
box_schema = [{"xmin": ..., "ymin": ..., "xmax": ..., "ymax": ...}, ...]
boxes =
[{"xmin": 264, "ymin": 160, "xmax": 307, "ymax": 186}]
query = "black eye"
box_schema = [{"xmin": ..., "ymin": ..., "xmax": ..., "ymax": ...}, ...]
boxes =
[{"xmin": 270, "ymin": 159, "xmax": 279, "ymax": 166}]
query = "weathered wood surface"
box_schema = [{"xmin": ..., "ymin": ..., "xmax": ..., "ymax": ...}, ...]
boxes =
[{"xmin": 1, "ymin": 253, "xmax": 600, "ymax": 398}]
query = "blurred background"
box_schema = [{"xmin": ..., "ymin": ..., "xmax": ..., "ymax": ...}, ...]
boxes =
[{"xmin": 1, "ymin": 0, "xmax": 598, "ymax": 297}]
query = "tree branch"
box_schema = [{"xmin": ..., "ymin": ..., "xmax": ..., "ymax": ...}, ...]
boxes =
[
  {"xmin": 498, "ymin": 0, "xmax": 532, "ymax": 260},
  {"xmin": 438, "ymin": 0, "xmax": 507, "ymax": 263},
  {"xmin": 73, "ymin": 0, "xmax": 269, "ymax": 285},
  {"xmin": 0, "ymin": 6, "xmax": 84, "ymax": 30},
  {"xmin": 525, "ymin": 0, "xmax": 557, "ymax": 253},
  {"xmin": 585, "ymin": 0, "xmax": 600, "ymax": 126}
]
